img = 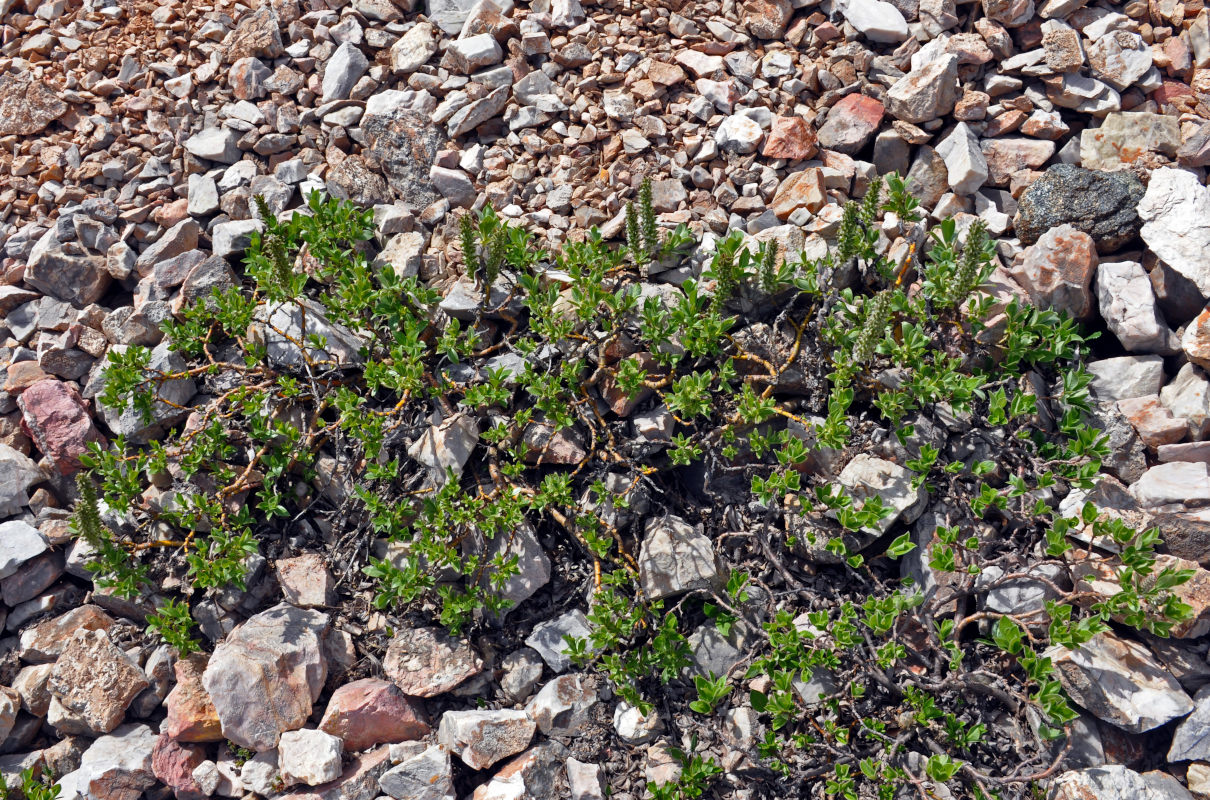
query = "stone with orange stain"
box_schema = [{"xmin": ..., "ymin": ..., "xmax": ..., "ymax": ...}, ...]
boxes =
[
  {"xmin": 1080, "ymin": 111, "xmax": 1181, "ymax": 171},
  {"xmin": 761, "ymin": 116, "xmax": 817, "ymax": 160},
  {"xmin": 770, "ymin": 168, "xmax": 826, "ymax": 220},
  {"xmin": 1009, "ymin": 224, "xmax": 1098, "ymax": 319},
  {"xmin": 163, "ymin": 654, "xmax": 224, "ymax": 743}
]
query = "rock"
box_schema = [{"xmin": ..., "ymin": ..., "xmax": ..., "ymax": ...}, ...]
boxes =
[
  {"xmin": 151, "ymin": 734, "xmax": 207, "ymax": 799},
  {"xmin": 19, "ymin": 378, "xmax": 107, "ymax": 475},
  {"xmin": 715, "ymin": 115, "xmax": 764, "ymax": 155},
  {"xmin": 1132, "ymin": 462, "xmax": 1210, "ymax": 506},
  {"xmin": 471, "ymin": 742, "xmax": 566, "ymax": 800},
  {"xmin": 448, "ymin": 86, "xmax": 510, "ymax": 138},
  {"xmin": 817, "ymin": 94, "xmax": 884, "ymax": 155},
  {"xmin": 467, "ymin": 521, "xmax": 550, "ymax": 620},
  {"xmin": 164, "ymin": 653, "xmax": 223, "ymax": 742},
  {"xmin": 384, "ymin": 626, "xmax": 482, "ymax": 697},
  {"xmin": 429, "ymin": 166, "xmax": 476, "ymax": 208},
  {"xmin": 0, "ymin": 444, "xmax": 39, "ymax": 517},
  {"xmin": 836, "ymin": 454, "xmax": 928, "ymax": 535},
  {"xmin": 840, "ymin": 0, "xmax": 909, "ymax": 42},
  {"xmin": 613, "ymin": 702, "xmax": 662, "ymax": 744},
  {"xmin": 741, "ymin": 0, "xmax": 792, "ymax": 38},
  {"xmin": 443, "ymin": 33, "xmax": 502, "ymax": 73},
  {"xmin": 639, "ymin": 515, "xmax": 722, "ymax": 600},
  {"xmin": 378, "ymin": 745, "xmax": 453, "ymax": 800},
  {"xmin": 95, "ymin": 342, "xmax": 196, "ymax": 444},
  {"xmin": 210, "ymin": 219, "xmax": 263, "ymax": 259},
  {"xmin": 279, "ymin": 730, "xmax": 343, "ymax": 787},
  {"xmin": 1118, "ymin": 396, "xmax": 1187, "ymax": 448},
  {"xmin": 525, "ymin": 610, "xmax": 596, "ymax": 673},
  {"xmin": 1170, "ymin": 685, "xmax": 1210, "ymax": 762},
  {"xmin": 1081, "ymin": 112, "xmax": 1181, "ymax": 172},
  {"xmin": 0, "ymin": 72, "xmax": 67, "ymax": 135},
  {"xmin": 1009, "ymin": 224, "xmax": 1098, "ymax": 319},
  {"xmin": 407, "ymin": 414, "xmax": 478, "ymax": 481},
  {"xmin": 202, "ymin": 604, "xmax": 331, "ymax": 751},
  {"xmin": 1096, "ymin": 261, "xmax": 1176, "ymax": 353},
  {"xmin": 1013, "ymin": 164, "xmax": 1143, "ymax": 253},
  {"xmin": 1087, "ymin": 30, "xmax": 1153, "ymax": 90},
  {"xmin": 48, "ymin": 628, "xmax": 149, "ymax": 735},
  {"xmin": 223, "ymin": 6, "xmax": 284, "ymax": 62},
  {"xmin": 1163, "ymin": 364, "xmax": 1210, "ymax": 439},
  {"xmin": 391, "ymin": 22, "xmax": 437, "ymax": 73},
  {"xmin": 274, "ymin": 745, "xmax": 391, "ymax": 800},
  {"xmin": 1042, "ymin": 20, "xmax": 1085, "ymax": 71},
  {"xmin": 1138, "ymin": 168, "xmax": 1210, "ymax": 299},
  {"xmin": 0, "ymin": 519, "xmax": 47, "ymax": 580},
  {"xmin": 19, "ymin": 605, "xmax": 115, "ymax": 663},
  {"xmin": 761, "ymin": 116, "xmax": 817, "ymax": 160},
  {"xmin": 437, "ymin": 710, "xmax": 535, "ymax": 770},
  {"xmin": 58, "ymin": 724, "xmax": 158, "ymax": 800},
  {"xmin": 1184, "ymin": 308, "xmax": 1210, "ymax": 371},
  {"xmin": 323, "ymin": 43, "xmax": 369, "ymax": 102},
  {"xmin": 277, "ymin": 553, "xmax": 336, "ymax": 609},
  {"xmin": 1050, "ymin": 765, "xmax": 1194, "ymax": 799},
  {"xmin": 135, "ymin": 220, "xmax": 199, "ymax": 276},
  {"xmin": 1088, "ymin": 355, "xmax": 1165, "ymax": 402},
  {"xmin": 184, "ymin": 128, "xmax": 241, "ymax": 164},
  {"xmin": 251, "ymin": 298, "xmax": 364, "ymax": 369},
  {"xmin": 23, "ymin": 229, "xmax": 111, "ymax": 307},
  {"xmin": 427, "ymin": 0, "xmax": 480, "ymax": 33},
  {"xmin": 886, "ymin": 55, "xmax": 959, "ymax": 123},
  {"xmin": 567, "ymin": 759, "xmax": 604, "ymax": 800},
  {"xmin": 936, "ymin": 122, "xmax": 988, "ymax": 195},
  {"xmin": 319, "ymin": 679, "xmax": 428, "ymax": 752},
  {"xmin": 770, "ymin": 168, "xmax": 826, "ymax": 219},
  {"xmin": 526, "ymin": 674, "xmax": 599, "ymax": 736},
  {"xmin": 980, "ymin": 138, "xmax": 1056, "ymax": 186},
  {"xmin": 983, "ymin": 0, "xmax": 1034, "ymax": 26},
  {"xmin": 1048, "ymin": 631, "xmax": 1193, "ymax": 732}
]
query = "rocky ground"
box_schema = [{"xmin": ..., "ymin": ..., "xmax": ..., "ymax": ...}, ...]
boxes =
[{"xmin": 3, "ymin": 0, "xmax": 1210, "ymax": 797}]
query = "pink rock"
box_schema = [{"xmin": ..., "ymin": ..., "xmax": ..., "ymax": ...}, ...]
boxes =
[
  {"xmin": 979, "ymin": 138, "xmax": 1057, "ymax": 186},
  {"xmin": 761, "ymin": 116, "xmax": 818, "ymax": 160},
  {"xmin": 384, "ymin": 627, "xmax": 483, "ymax": 698},
  {"xmin": 770, "ymin": 168, "xmax": 827, "ymax": 220},
  {"xmin": 318, "ymin": 678, "xmax": 429, "ymax": 752},
  {"xmin": 741, "ymin": 0, "xmax": 792, "ymax": 38},
  {"xmin": 277, "ymin": 553, "xmax": 336, "ymax": 608},
  {"xmin": 152, "ymin": 734, "xmax": 207, "ymax": 800},
  {"xmin": 163, "ymin": 653, "xmax": 224, "ymax": 742},
  {"xmin": 816, "ymin": 94, "xmax": 885, "ymax": 154},
  {"xmin": 1008, "ymin": 224, "xmax": 1098, "ymax": 320},
  {"xmin": 17, "ymin": 379, "xmax": 106, "ymax": 475},
  {"xmin": 1118, "ymin": 396, "xmax": 1188, "ymax": 448}
]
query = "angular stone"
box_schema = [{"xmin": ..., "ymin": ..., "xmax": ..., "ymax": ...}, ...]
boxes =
[
  {"xmin": 251, "ymin": 298, "xmax": 364, "ymax": 369},
  {"xmin": 443, "ymin": 33, "xmax": 502, "ymax": 74},
  {"xmin": 886, "ymin": 55, "xmax": 959, "ymax": 123},
  {"xmin": 1013, "ymin": 164, "xmax": 1144, "ymax": 253},
  {"xmin": 391, "ymin": 22, "xmax": 437, "ymax": 73},
  {"xmin": 1138, "ymin": 168, "xmax": 1210, "ymax": 299},
  {"xmin": 1087, "ymin": 30, "xmax": 1153, "ymax": 90},
  {"xmin": 471, "ymin": 743, "xmax": 567, "ymax": 800},
  {"xmin": 277, "ymin": 553, "xmax": 336, "ymax": 609},
  {"xmin": 274, "ymin": 745, "xmax": 391, "ymax": 800},
  {"xmin": 525, "ymin": 674, "xmax": 599, "ymax": 736},
  {"xmin": 0, "ymin": 519, "xmax": 47, "ymax": 581},
  {"xmin": 377, "ymin": 745, "xmax": 452, "ymax": 800},
  {"xmin": 1009, "ymin": 224, "xmax": 1098, "ymax": 320},
  {"xmin": 980, "ymin": 138, "xmax": 1056, "ymax": 186},
  {"xmin": 715, "ymin": 115, "xmax": 764, "ymax": 155},
  {"xmin": 322, "ymin": 43, "xmax": 369, "ymax": 102},
  {"xmin": 280, "ymin": 730, "xmax": 343, "ymax": 787},
  {"xmin": 57, "ymin": 724, "xmax": 157, "ymax": 800},
  {"xmin": 18, "ymin": 379, "xmax": 106, "ymax": 475},
  {"xmin": 840, "ymin": 0, "xmax": 909, "ymax": 41},
  {"xmin": 817, "ymin": 94, "xmax": 884, "ymax": 155},
  {"xmin": 184, "ymin": 128, "xmax": 241, "ymax": 164},
  {"xmin": 0, "ymin": 72, "xmax": 67, "ymax": 136},
  {"xmin": 639, "ymin": 515, "xmax": 722, "ymax": 600},
  {"xmin": 164, "ymin": 653, "xmax": 223, "ymax": 742},
  {"xmin": 936, "ymin": 122, "xmax": 988, "ymax": 195},
  {"xmin": 447, "ymin": 86, "xmax": 509, "ymax": 138},
  {"xmin": 1118, "ymin": 396, "xmax": 1187, "ymax": 448},
  {"xmin": 48, "ymin": 628, "xmax": 149, "ymax": 736},
  {"xmin": 437, "ymin": 710, "xmax": 535, "ymax": 770},
  {"xmin": 383, "ymin": 626, "xmax": 482, "ymax": 697},
  {"xmin": 1097, "ymin": 260, "xmax": 1176, "ymax": 353},
  {"xmin": 95, "ymin": 342, "xmax": 196, "ymax": 444},
  {"xmin": 1050, "ymin": 765, "xmax": 1195, "ymax": 800},
  {"xmin": 983, "ymin": 0, "xmax": 1034, "ymax": 26},
  {"xmin": 525, "ymin": 609, "xmax": 595, "ymax": 673},
  {"xmin": 770, "ymin": 168, "xmax": 826, "ymax": 220},
  {"xmin": 151, "ymin": 734, "xmax": 207, "ymax": 799},
  {"xmin": 1132, "ymin": 461, "xmax": 1210, "ymax": 506},
  {"xmin": 1081, "ymin": 112, "xmax": 1181, "ymax": 172},
  {"xmin": 202, "ymin": 604, "xmax": 331, "ymax": 751},
  {"xmin": 19, "ymin": 605, "xmax": 115, "ymax": 664},
  {"xmin": 761, "ymin": 116, "xmax": 817, "ymax": 160},
  {"xmin": 223, "ymin": 6, "xmax": 284, "ymax": 62},
  {"xmin": 1051, "ymin": 632, "xmax": 1194, "ymax": 735},
  {"xmin": 741, "ymin": 0, "xmax": 792, "ymax": 38},
  {"xmin": 319, "ymin": 679, "xmax": 428, "ymax": 752}
]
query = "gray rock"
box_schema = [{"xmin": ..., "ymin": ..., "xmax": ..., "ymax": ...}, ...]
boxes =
[
  {"xmin": 499, "ymin": 648, "xmax": 544, "ymax": 702},
  {"xmin": 1138, "ymin": 167, "xmax": 1210, "ymax": 300},
  {"xmin": 0, "ymin": 520, "xmax": 48, "ymax": 580},
  {"xmin": 96, "ymin": 342, "xmax": 196, "ymax": 444},
  {"xmin": 466, "ymin": 521, "xmax": 550, "ymax": 621},
  {"xmin": 447, "ymin": 86, "xmax": 509, "ymax": 138},
  {"xmin": 363, "ymin": 111, "xmax": 444, "ymax": 211},
  {"xmin": 525, "ymin": 609, "xmax": 595, "ymax": 672},
  {"xmin": 437, "ymin": 709, "xmax": 535, "ymax": 770},
  {"xmin": 1087, "ymin": 355, "xmax": 1165, "ymax": 402},
  {"xmin": 1131, "ymin": 462, "xmax": 1210, "ymax": 507},
  {"xmin": 184, "ymin": 128, "xmax": 242, "ymax": 164},
  {"xmin": 201, "ymin": 604, "xmax": 331, "ymax": 750},
  {"xmin": 1096, "ymin": 260, "xmax": 1177, "ymax": 353},
  {"xmin": 251, "ymin": 298, "xmax": 366, "ymax": 369},
  {"xmin": 322, "ymin": 43, "xmax": 369, "ymax": 102},
  {"xmin": 638, "ymin": 515, "xmax": 722, "ymax": 600},
  {"xmin": 390, "ymin": 22, "xmax": 437, "ymax": 73},
  {"xmin": 383, "ymin": 626, "xmax": 483, "ymax": 697},
  {"xmin": 427, "ymin": 0, "xmax": 480, "ymax": 33},
  {"xmin": 211, "ymin": 219, "xmax": 264, "ymax": 259},
  {"xmin": 0, "ymin": 445, "xmax": 40, "ymax": 517},
  {"xmin": 443, "ymin": 33, "xmax": 502, "ymax": 74},
  {"xmin": 1169, "ymin": 684, "xmax": 1210, "ymax": 761},
  {"xmin": 1050, "ymin": 765, "xmax": 1194, "ymax": 800},
  {"xmin": 1048, "ymin": 631, "xmax": 1193, "ymax": 733},
  {"xmin": 407, "ymin": 414, "xmax": 478, "ymax": 482},
  {"xmin": 378, "ymin": 745, "xmax": 453, "ymax": 800},
  {"xmin": 48, "ymin": 628, "xmax": 149, "ymax": 735},
  {"xmin": 376, "ymin": 231, "xmax": 428, "ymax": 279},
  {"xmin": 23, "ymin": 228, "xmax": 111, "ymax": 307},
  {"xmin": 886, "ymin": 55, "xmax": 959, "ymax": 123},
  {"xmin": 56, "ymin": 724, "xmax": 158, "ymax": 800},
  {"xmin": 526, "ymin": 673, "xmax": 599, "ymax": 736},
  {"xmin": 1013, "ymin": 163, "xmax": 1144, "ymax": 254},
  {"xmin": 278, "ymin": 729, "xmax": 343, "ymax": 787},
  {"xmin": 428, "ymin": 166, "xmax": 476, "ymax": 208},
  {"xmin": 1162, "ymin": 363, "xmax": 1210, "ymax": 439}
]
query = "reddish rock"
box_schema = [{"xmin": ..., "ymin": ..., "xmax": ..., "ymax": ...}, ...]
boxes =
[
  {"xmin": 223, "ymin": 6, "xmax": 284, "ymax": 62},
  {"xmin": 151, "ymin": 734, "xmax": 207, "ymax": 800},
  {"xmin": 277, "ymin": 553, "xmax": 337, "ymax": 608},
  {"xmin": 742, "ymin": 0, "xmax": 792, "ymax": 38},
  {"xmin": 816, "ymin": 94, "xmax": 884, "ymax": 154},
  {"xmin": 770, "ymin": 168, "xmax": 827, "ymax": 220},
  {"xmin": 1118, "ymin": 396, "xmax": 1188, "ymax": 448},
  {"xmin": 3, "ymin": 361, "xmax": 48, "ymax": 394},
  {"xmin": 48, "ymin": 628, "xmax": 149, "ymax": 735},
  {"xmin": 761, "ymin": 116, "xmax": 817, "ymax": 160},
  {"xmin": 20, "ymin": 605, "xmax": 116, "ymax": 664},
  {"xmin": 17, "ymin": 379, "xmax": 106, "ymax": 475},
  {"xmin": 163, "ymin": 654, "xmax": 223, "ymax": 742},
  {"xmin": 0, "ymin": 72, "xmax": 67, "ymax": 136},
  {"xmin": 1008, "ymin": 224, "xmax": 1098, "ymax": 320},
  {"xmin": 319, "ymin": 678, "xmax": 429, "ymax": 752},
  {"xmin": 383, "ymin": 627, "xmax": 483, "ymax": 698},
  {"xmin": 980, "ymin": 138, "xmax": 1057, "ymax": 186}
]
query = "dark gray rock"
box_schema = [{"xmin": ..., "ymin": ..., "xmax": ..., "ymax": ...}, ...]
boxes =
[
  {"xmin": 1013, "ymin": 163, "xmax": 1144, "ymax": 254},
  {"xmin": 363, "ymin": 111, "xmax": 443, "ymax": 211}
]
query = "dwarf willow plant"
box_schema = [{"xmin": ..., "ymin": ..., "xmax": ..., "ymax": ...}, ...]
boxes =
[{"xmin": 79, "ymin": 179, "xmax": 1190, "ymax": 800}]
